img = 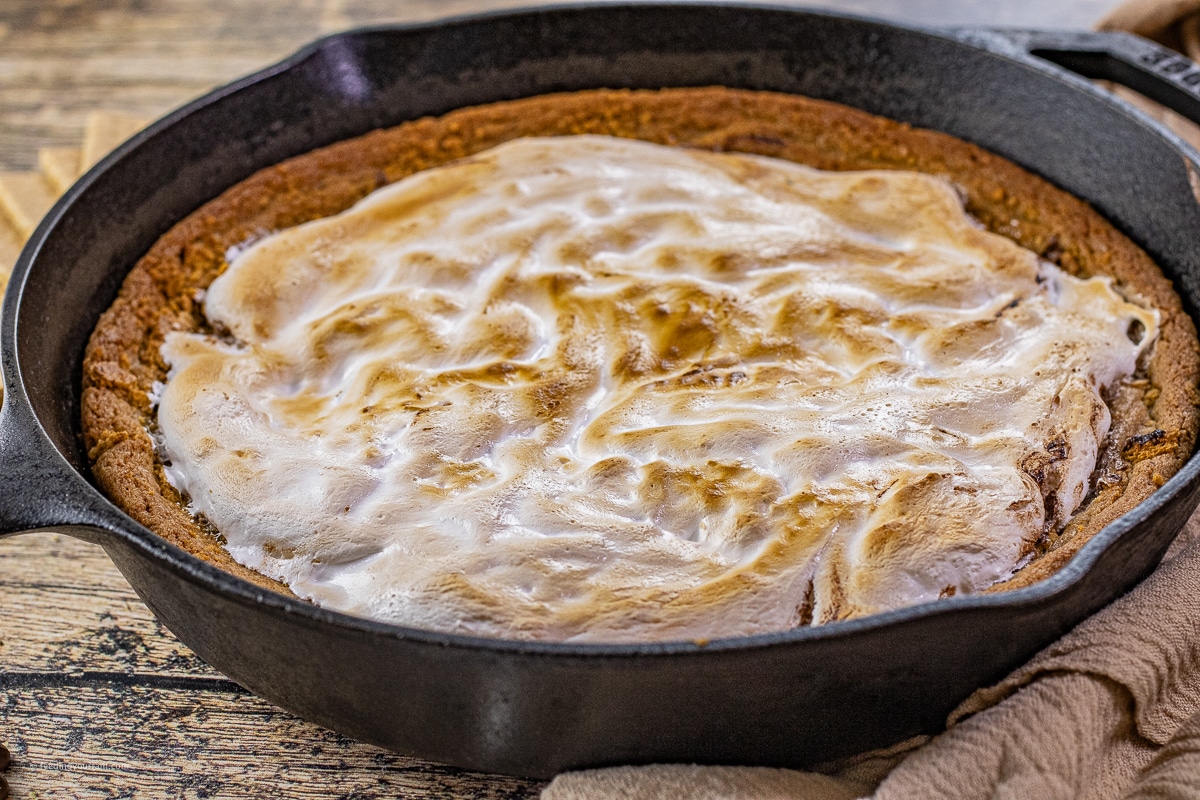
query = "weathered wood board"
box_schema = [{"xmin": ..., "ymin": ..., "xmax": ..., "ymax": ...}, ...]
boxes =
[
  {"xmin": 0, "ymin": 0, "xmax": 1117, "ymax": 174},
  {"xmin": 0, "ymin": 534, "xmax": 543, "ymax": 799}
]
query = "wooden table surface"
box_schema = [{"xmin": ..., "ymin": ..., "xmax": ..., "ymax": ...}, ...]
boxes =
[{"xmin": 0, "ymin": 0, "xmax": 1128, "ymax": 797}]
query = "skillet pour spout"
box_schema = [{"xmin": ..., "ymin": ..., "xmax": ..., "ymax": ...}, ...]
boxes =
[{"xmin": 5, "ymin": 3, "xmax": 1200, "ymax": 778}]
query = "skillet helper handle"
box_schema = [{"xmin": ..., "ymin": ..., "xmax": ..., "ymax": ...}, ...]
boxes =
[
  {"xmin": 999, "ymin": 29, "xmax": 1200, "ymax": 131},
  {"xmin": 0, "ymin": 389, "xmax": 124, "ymax": 541}
]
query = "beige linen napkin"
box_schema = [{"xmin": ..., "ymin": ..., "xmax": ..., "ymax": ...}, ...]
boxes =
[{"xmin": 543, "ymin": 4, "xmax": 1200, "ymax": 797}]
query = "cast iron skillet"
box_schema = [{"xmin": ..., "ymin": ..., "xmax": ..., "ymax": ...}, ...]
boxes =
[{"xmin": 5, "ymin": 2, "xmax": 1200, "ymax": 779}]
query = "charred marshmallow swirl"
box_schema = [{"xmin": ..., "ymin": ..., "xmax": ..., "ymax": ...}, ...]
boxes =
[{"xmin": 158, "ymin": 135, "xmax": 1157, "ymax": 642}]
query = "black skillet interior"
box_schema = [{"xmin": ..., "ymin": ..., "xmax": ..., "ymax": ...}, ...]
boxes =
[{"xmin": 5, "ymin": 3, "xmax": 1200, "ymax": 778}]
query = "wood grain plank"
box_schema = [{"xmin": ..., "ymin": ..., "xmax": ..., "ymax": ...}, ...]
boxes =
[
  {"xmin": 0, "ymin": 0, "xmax": 330, "ymax": 171},
  {"xmin": 0, "ymin": 216, "xmax": 20, "ymax": 282},
  {"xmin": 0, "ymin": 172, "xmax": 55, "ymax": 239},
  {"xmin": 0, "ymin": 535, "xmax": 214, "ymax": 678},
  {"xmin": 37, "ymin": 147, "xmax": 80, "ymax": 194},
  {"xmin": 1, "ymin": 681, "xmax": 542, "ymax": 799},
  {"xmin": 80, "ymin": 112, "xmax": 150, "ymax": 170},
  {"xmin": 0, "ymin": 0, "xmax": 1117, "ymax": 172},
  {"xmin": 0, "ymin": 534, "xmax": 543, "ymax": 797}
]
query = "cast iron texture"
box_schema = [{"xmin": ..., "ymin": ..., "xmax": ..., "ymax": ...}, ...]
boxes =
[{"xmin": 4, "ymin": 3, "xmax": 1200, "ymax": 777}]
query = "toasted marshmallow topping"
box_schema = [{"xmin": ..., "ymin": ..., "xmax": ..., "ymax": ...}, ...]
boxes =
[{"xmin": 158, "ymin": 135, "xmax": 1157, "ymax": 642}]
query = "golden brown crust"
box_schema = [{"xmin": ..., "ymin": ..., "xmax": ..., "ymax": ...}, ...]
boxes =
[{"xmin": 81, "ymin": 87, "xmax": 1200, "ymax": 605}]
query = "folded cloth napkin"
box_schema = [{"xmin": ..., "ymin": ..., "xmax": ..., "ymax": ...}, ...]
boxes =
[{"xmin": 542, "ymin": 4, "xmax": 1200, "ymax": 797}]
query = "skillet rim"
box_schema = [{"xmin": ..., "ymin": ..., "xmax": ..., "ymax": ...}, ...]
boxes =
[{"xmin": 6, "ymin": 0, "xmax": 1200, "ymax": 659}]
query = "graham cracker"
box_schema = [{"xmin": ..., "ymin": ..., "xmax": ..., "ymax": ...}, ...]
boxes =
[
  {"xmin": 81, "ymin": 111, "xmax": 149, "ymax": 171},
  {"xmin": 0, "ymin": 215, "xmax": 21, "ymax": 283},
  {"xmin": 38, "ymin": 147, "xmax": 82, "ymax": 194},
  {"xmin": 0, "ymin": 172, "xmax": 57, "ymax": 239}
]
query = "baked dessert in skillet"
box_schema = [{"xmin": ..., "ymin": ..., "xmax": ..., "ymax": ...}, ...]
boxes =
[{"xmin": 81, "ymin": 88, "xmax": 1200, "ymax": 642}]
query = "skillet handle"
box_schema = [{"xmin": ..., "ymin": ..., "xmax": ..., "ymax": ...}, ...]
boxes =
[
  {"xmin": 969, "ymin": 29, "xmax": 1200, "ymax": 132},
  {"xmin": 0, "ymin": 388, "xmax": 126, "ymax": 542}
]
